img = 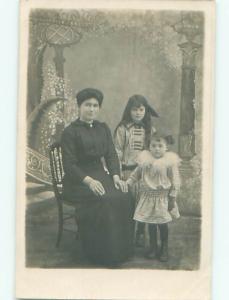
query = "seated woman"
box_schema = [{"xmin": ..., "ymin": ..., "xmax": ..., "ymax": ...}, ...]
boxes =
[{"xmin": 61, "ymin": 88, "xmax": 134, "ymax": 266}]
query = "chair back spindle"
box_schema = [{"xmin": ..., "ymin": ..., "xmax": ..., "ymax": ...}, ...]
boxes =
[{"xmin": 49, "ymin": 142, "xmax": 64, "ymax": 201}]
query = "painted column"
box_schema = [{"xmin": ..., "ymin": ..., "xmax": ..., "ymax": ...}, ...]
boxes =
[
  {"xmin": 178, "ymin": 41, "xmax": 201, "ymax": 160},
  {"xmin": 45, "ymin": 22, "xmax": 81, "ymax": 142},
  {"xmin": 53, "ymin": 45, "xmax": 66, "ymax": 97}
]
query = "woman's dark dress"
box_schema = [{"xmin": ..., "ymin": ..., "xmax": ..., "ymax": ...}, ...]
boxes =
[{"xmin": 61, "ymin": 119, "xmax": 134, "ymax": 266}]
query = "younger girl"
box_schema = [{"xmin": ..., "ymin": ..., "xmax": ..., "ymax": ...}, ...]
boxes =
[
  {"xmin": 126, "ymin": 134, "xmax": 181, "ymax": 262},
  {"xmin": 114, "ymin": 94, "xmax": 159, "ymax": 246}
]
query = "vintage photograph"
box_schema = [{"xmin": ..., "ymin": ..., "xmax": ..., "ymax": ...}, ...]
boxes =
[{"xmin": 17, "ymin": 0, "xmax": 214, "ymax": 299}]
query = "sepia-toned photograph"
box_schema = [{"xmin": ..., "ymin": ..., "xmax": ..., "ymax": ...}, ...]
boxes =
[{"xmin": 16, "ymin": 1, "xmax": 215, "ymax": 299}]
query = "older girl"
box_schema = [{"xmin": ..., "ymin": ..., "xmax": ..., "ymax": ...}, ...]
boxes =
[{"xmin": 114, "ymin": 94, "xmax": 158, "ymax": 246}]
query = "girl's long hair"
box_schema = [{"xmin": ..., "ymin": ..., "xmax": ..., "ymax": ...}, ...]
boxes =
[{"xmin": 114, "ymin": 94, "xmax": 159, "ymax": 149}]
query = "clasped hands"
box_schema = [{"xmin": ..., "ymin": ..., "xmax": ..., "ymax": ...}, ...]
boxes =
[{"xmin": 83, "ymin": 175, "xmax": 128, "ymax": 196}]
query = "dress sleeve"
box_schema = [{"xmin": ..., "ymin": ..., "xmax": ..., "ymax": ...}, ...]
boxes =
[
  {"xmin": 168, "ymin": 164, "xmax": 181, "ymax": 197},
  {"xmin": 103, "ymin": 123, "xmax": 120, "ymax": 177},
  {"xmin": 61, "ymin": 127, "xmax": 87, "ymax": 183},
  {"xmin": 126, "ymin": 166, "xmax": 142, "ymax": 186},
  {"xmin": 113, "ymin": 125, "xmax": 126, "ymax": 163}
]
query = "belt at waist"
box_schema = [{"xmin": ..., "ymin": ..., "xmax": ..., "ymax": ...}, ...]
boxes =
[{"xmin": 122, "ymin": 164, "xmax": 137, "ymax": 171}]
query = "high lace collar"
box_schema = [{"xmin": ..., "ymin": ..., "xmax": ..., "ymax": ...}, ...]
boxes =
[
  {"xmin": 126, "ymin": 121, "xmax": 145, "ymax": 129},
  {"xmin": 73, "ymin": 118, "xmax": 99, "ymax": 128}
]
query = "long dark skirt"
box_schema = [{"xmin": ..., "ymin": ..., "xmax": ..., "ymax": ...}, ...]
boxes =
[{"xmin": 63, "ymin": 164, "xmax": 135, "ymax": 266}]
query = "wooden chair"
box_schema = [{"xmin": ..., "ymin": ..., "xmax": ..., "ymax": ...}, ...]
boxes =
[{"xmin": 49, "ymin": 142, "xmax": 78, "ymax": 247}]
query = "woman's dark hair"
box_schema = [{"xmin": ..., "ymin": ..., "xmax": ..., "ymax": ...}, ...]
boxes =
[{"xmin": 114, "ymin": 94, "xmax": 159, "ymax": 149}]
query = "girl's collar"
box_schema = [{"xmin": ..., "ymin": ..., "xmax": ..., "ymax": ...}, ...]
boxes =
[{"xmin": 126, "ymin": 121, "xmax": 145, "ymax": 129}]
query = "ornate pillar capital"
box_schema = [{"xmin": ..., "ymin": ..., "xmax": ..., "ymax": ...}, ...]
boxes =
[{"xmin": 178, "ymin": 41, "xmax": 201, "ymax": 70}]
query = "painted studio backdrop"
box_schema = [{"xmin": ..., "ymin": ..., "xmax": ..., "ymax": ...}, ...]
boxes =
[{"xmin": 26, "ymin": 9, "xmax": 203, "ymax": 269}]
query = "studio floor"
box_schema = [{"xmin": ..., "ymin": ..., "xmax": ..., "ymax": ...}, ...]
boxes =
[{"xmin": 26, "ymin": 190, "xmax": 201, "ymax": 270}]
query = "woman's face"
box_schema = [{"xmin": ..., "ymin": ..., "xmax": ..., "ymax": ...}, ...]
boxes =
[
  {"xmin": 79, "ymin": 98, "xmax": 100, "ymax": 122},
  {"xmin": 130, "ymin": 105, "xmax": 146, "ymax": 123},
  {"xmin": 150, "ymin": 139, "xmax": 167, "ymax": 159}
]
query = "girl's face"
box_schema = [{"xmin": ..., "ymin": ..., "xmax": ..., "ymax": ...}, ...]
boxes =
[
  {"xmin": 130, "ymin": 105, "xmax": 146, "ymax": 123},
  {"xmin": 79, "ymin": 98, "xmax": 100, "ymax": 122},
  {"xmin": 150, "ymin": 139, "xmax": 167, "ymax": 159}
]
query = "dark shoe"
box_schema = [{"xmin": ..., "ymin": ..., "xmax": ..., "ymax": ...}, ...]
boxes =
[{"xmin": 159, "ymin": 242, "xmax": 168, "ymax": 262}]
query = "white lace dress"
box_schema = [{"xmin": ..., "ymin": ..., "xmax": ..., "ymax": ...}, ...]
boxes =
[{"xmin": 127, "ymin": 151, "xmax": 181, "ymax": 224}]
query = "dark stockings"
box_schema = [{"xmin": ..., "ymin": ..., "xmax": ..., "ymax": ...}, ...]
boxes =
[
  {"xmin": 158, "ymin": 223, "xmax": 168, "ymax": 244},
  {"xmin": 145, "ymin": 224, "xmax": 158, "ymax": 258},
  {"xmin": 149, "ymin": 224, "xmax": 158, "ymax": 245},
  {"xmin": 158, "ymin": 223, "xmax": 169, "ymax": 261},
  {"xmin": 135, "ymin": 222, "xmax": 145, "ymax": 247},
  {"xmin": 136, "ymin": 222, "xmax": 145, "ymax": 234},
  {"xmin": 146, "ymin": 223, "xmax": 169, "ymax": 261}
]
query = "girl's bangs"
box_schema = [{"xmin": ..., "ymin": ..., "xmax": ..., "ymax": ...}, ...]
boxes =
[{"xmin": 130, "ymin": 98, "xmax": 146, "ymax": 108}]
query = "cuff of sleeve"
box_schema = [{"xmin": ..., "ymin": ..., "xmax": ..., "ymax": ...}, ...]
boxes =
[
  {"xmin": 75, "ymin": 169, "xmax": 87, "ymax": 183},
  {"xmin": 109, "ymin": 168, "xmax": 120, "ymax": 177}
]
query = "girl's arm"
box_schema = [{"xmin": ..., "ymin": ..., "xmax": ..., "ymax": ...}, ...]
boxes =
[
  {"xmin": 103, "ymin": 123, "xmax": 120, "ymax": 177},
  {"xmin": 168, "ymin": 164, "xmax": 181, "ymax": 198},
  {"xmin": 113, "ymin": 125, "xmax": 126, "ymax": 163},
  {"xmin": 126, "ymin": 166, "xmax": 141, "ymax": 186},
  {"xmin": 168, "ymin": 163, "xmax": 181, "ymax": 211}
]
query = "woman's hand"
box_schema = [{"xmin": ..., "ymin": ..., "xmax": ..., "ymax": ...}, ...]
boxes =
[
  {"xmin": 83, "ymin": 176, "xmax": 105, "ymax": 196},
  {"xmin": 113, "ymin": 175, "xmax": 128, "ymax": 193}
]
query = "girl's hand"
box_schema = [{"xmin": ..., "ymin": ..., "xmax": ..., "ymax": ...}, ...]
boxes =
[
  {"xmin": 113, "ymin": 175, "xmax": 128, "ymax": 193},
  {"xmin": 83, "ymin": 176, "xmax": 105, "ymax": 196},
  {"xmin": 168, "ymin": 196, "xmax": 175, "ymax": 211},
  {"xmin": 119, "ymin": 180, "xmax": 129, "ymax": 193}
]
